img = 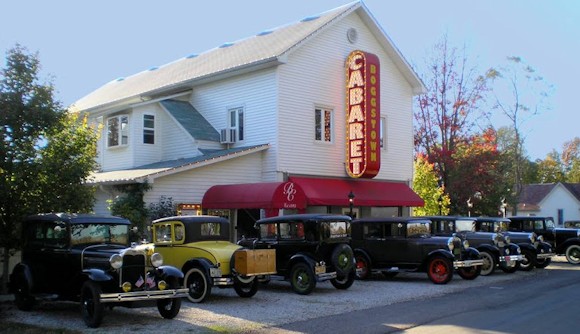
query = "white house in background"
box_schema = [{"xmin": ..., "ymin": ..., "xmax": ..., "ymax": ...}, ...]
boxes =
[
  {"xmin": 511, "ymin": 183, "xmax": 580, "ymax": 226},
  {"xmin": 73, "ymin": 1, "xmax": 426, "ymax": 241}
]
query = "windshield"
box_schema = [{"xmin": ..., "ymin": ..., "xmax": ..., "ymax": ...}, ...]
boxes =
[
  {"xmin": 545, "ymin": 218, "xmax": 556, "ymax": 229},
  {"xmin": 494, "ymin": 221, "xmax": 509, "ymax": 232},
  {"xmin": 70, "ymin": 223, "xmax": 129, "ymax": 245}
]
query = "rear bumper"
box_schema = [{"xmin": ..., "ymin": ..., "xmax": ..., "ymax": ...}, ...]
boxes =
[{"xmin": 100, "ymin": 288, "xmax": 189, "ymax": 303}]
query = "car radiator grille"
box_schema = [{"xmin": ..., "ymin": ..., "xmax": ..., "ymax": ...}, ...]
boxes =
[{"xmin": 121, "ymin": 254, "xmax": 146, "ymax": 287}]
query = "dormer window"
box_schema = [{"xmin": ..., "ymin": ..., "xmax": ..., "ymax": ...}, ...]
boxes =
[{"xmin": 107, "ymin": 115, "xmax": 129, "ymax": 147}]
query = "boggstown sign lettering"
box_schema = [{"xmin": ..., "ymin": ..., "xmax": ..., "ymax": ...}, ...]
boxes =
[{"xmin": 345, "ymin": 50, "xmax": 380, "ymax": 178}]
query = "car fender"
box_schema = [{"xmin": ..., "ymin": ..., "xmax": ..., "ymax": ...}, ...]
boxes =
[
  {"xmin": 464, "ymin": 247, "xmax": 481, "ymax": 260},
  {"xmin": 287, "ymin": 253, "xmax": 318, "ymax": 273},
  {"xmin": 476, "ymin": 244, "xmax": 500, "ymax": 259},
  {"xmin": 182, "ymin": 258, "xmax": 215, "ymax": 283},
  {"xmin": 423, "ymin": 249, "xmax": 455, "ymax": 270},
  {"xmin": 537, "ymin": 241, "xmax": 553, "ymax": 253},
  {"xmin": 9, "ymin": 263, "xmax": 33, "ymax": 292},
  {"xmin": 557, "ymin": 237, "xmax": 580, "ymax": 254},
  {"xmin": 517, "ymin": 243, "xmax": 536, "ymax": 253},
  {"xmin": 156, "ymin": 265, "xmax": 184, "ymax": 280},
  {"xmin": 506, "ymin": 243, "xmax": 521, "ymax": 255},
  {"xmin": 82, "ymin": 268, "xmax": 114, "ymax": 282}
]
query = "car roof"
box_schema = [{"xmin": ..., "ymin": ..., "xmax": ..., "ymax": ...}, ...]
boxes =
[
  {"xmin": 420, "ymin": 216, "xmax": 476, "ymax": 221},
  {"xmin": 26, "ymin": 213, "xmax": 131, "ymax": 225},
  {"xmin": 152, "ymin": 215, "xmax": 229, "ymax": 224},
  {"xmin": 256, "ymin": 213, "xmax": 351, "ymax": 224},
  {"xmin": 352, "ymin": 217, "xmax": 431, "ymax": 224},
  {"xmin": 474, "ymin": 217, "xmax": 510, "ymax": 222}
]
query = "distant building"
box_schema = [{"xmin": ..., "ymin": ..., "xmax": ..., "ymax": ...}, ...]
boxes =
[
  {"xmin": 74, "ymin": 1, "xmax": 426, "ymax": 241},
  {"xmin": 512, "ymin": 182, "xmax": 580, "ymax": 226}
]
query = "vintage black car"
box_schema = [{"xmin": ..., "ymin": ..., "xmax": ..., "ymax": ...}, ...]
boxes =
[
  {"xmin": 424, "ymin": 216, "xmax": 524, "ymax": 276},
  {"xmin": 508, "ymin": 216, "xmax": 580, "ymax": 264},
  {"xmin": 351, "ymin": 217, "xmax": 483, "ymax": 284},
  {"xmin": 9, "ymin": 213, "xmax": 188, "ymax": 328},
  {"xmin": 473, "ymin": 217, "xmax": 555, "ymax": 269},
  {"xmin": 238, "ymin": 214, "xmax": 355, "ymax": 295}
]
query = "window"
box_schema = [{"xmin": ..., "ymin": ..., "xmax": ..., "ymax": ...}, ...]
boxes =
[
  {"xmin": 201, "ymin": 222, "xmax": 221, "ymax": 236},
  {"xmin": 280, "ymin": 222, "xmax": 305, "ymax": 240},
  {"xmin": 143, "ymin": 114, "xmax": 155, "ymax": 144},
  {"xmin": 107, "ymin": 115, "xmax": 129, "ymax": 147},
  {"xmin": 228, "ymin": 107, "xmax": 244, "ymax": 141},
  {"xmin": 260, "ymin": 223, "xmax": 278, "ymax": 240},
  {"xmin": 315, "ymin": 107, "xmax": 332, "ymax": 142}
]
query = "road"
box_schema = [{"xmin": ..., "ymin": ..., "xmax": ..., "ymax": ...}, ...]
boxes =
[
  {"xmin": 250, "ymin": 259, "xmax": 580, "ymax": 334},
  {"xmin": 2, "ymin": 257, "xmax": 578, "ymax": 333}
]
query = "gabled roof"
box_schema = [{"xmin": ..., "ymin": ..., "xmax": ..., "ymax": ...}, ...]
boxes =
[
  {"xmin": 518, "ymin": 182, "xmax": 580, "ymax": 211},
  {"xmin": 87, "ymin": 144, "xmax": 269, "ymax": 185},
  {"xmin": 72, "ymin": 1, "xmax": 424, "ymax": 112},
  {"xmin": 160, "ymin": 99, "xmax": 220, "ymax": 141}
]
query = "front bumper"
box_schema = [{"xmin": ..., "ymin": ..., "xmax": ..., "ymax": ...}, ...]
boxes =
[
  {"xmin": 453, "ymin": 259, "xmax": 484, "ymax": 269},
  {"xmin": 537, "ymin": 252, "xmax": 556, "ymax": 260},
  {"xmin": 499, "ymin": 254, "xmax": 524, "ymax": 263},
  {"xmin": 100, "ymin": 288, "xmax": 189, "ymax": 303},
  {"xmin": 316, "ymin": 271, "xmax": 337, "ymax": 282}
]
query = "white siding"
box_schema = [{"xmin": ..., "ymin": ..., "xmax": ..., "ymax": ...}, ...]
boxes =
[
  {"xmin": 144, "ymin": 153, "xmax": 265, "ymax": 205},
  {"xmin": 538, "ymin": 185, "xmax": 580, "ymax": 224},
  {"xmin": 96, "ymin": 111, "xmax": 135, "ymax": 171},
  {"xmin": 190, "ymin": 68, "xmax": 280, "ymax": 182},
  {"xmin": 277, "ymin": 13, "xmax": 415, "ymax": 182}
]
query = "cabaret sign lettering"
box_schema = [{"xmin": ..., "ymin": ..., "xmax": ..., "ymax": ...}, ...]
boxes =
[{"xmin": 345, "ymin": 50, "xmax": 381, "ymax": 178}]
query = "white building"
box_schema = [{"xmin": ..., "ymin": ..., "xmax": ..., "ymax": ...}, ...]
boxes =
[
  {"xmin": 74, "ymin": 1, "xmax": 425, "ymax": 240},
  {"xmin": 512, "ymin": 183, "xmax": 580, "ymax": 226}
]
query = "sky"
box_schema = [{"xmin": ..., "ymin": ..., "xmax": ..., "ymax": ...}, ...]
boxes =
[{"xmin": 1, "ymin": 0, "xmax": 578, "ymax": 160}]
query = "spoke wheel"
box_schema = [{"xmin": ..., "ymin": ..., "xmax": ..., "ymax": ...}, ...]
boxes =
[
  {"xmin": 80, "ymin": 281, "xmax": 104, "ymax": 328},
  {"xmin": 157, "ymin": 277, "xmax": 181, "ymax": 319},
  {"xmin": 457, "ymin": 265, "xmax": 481, "ymax": 280},
  {"xmin": 479, "ymin": 251, "xmax": 496, "ymax": 276},
  {"xmin": 355, "ymin": 254, "xmax": 371, "ymax": 280},
  {"xmin": 518, "ymin": 249, "xmax": 536, "ymax": 271},
  {"xmin": 233, "ymin": 276, "xmax": 258, "ymax": 298},
  {"xmin": 427, "ymin": 256, "xmax": 453, "ymax": 284},
  {"xmin": 184, "ymin": 267, "xmax": 211, "ymax": 303},
  {"xmin": 290, "ymin": 262, "xmax": 316, "ymax": 295},
  {"xmin": 330, "ymin": 270, "xmax": 355, "ymax": 290},
  {"xmin": 565, "ymin": 245, "xmax": 580, "ymax": 264},
  {"xmin": 13, "ymin": 278, "xmax": 35, "ymax": 311}
]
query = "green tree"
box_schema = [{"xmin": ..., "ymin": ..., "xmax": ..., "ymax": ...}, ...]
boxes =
[
  {"xmin": 536, "ymin": 151, "xmax": 565, "ymax": 183},
  {"xmin": 108, "ymin": 183, "xmax": 151, "ymax": 243},
  {"xmin": 412, "ymin": 154, "xmax": 449, "ymax": 216},
  {"xmin": 0, "ymin": 45, "xmax": 98, "ymax": 293}
]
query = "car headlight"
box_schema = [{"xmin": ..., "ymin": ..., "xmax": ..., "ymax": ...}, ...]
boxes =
[
  {"xmin": 462, "ymin": 240, "xmax": 470, "ymax": 249},
  {"xmin": 504, "ymin": 235, "xmax": 511, "ymax": 244},
  {"xmin": 538, "ymin": 235, "xmax": 545, "ymax": 242},
  {"xmin": 110, "ymin": 254, "xmax": 123, "ymax": 269},
  {"xmin": 529, "ymin": 233, "xmax": 536, "ymax": 243},
  {"xmin": 150, "ymin": 252, "xmax": 163, "ymax": 267},
  {"xmin": 447, "ymin": 237, "xmax": 454, "ymax": 252}
]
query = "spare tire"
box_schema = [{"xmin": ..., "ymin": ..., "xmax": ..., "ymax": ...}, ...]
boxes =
[{"xmin": 331, "ymin": 244, "xmax": 354, "ymax": 276}]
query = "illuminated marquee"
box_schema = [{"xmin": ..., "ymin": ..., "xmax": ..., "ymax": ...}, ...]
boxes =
[{"xmin": 345, "ymin": 50, "xmax": 380, "ymax": 178}]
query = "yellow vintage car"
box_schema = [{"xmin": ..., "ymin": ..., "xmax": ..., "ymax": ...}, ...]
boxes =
[{"xmin": 151, "ymin": 215, "xmax": 275, "ymax": 303}]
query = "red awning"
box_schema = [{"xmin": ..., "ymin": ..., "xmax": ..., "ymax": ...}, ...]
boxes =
[
  {"xmin": 289, "ymin": 176, "xmax": 424, "ymax": 207},
  {"xmin": 202, "ymin": 182, "xmax": 307, "ymax": 210}
]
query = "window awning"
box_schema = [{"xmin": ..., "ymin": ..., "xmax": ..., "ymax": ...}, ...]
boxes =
[
  {"xmin": 289, "ymin": 176, "xmax": 424, "ymax": 207},
  {"xmin": 202, "ymin": 182, "xmax": 307, "ymax": 210}
]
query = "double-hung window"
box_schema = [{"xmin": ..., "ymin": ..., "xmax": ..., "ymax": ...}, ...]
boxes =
[
  {"xmin": 315, "ymin": 107, "xmax": 332, "ymax": 142},
  {"xmin": 228, "ymin": 107, "xmax": 244, "ymax": 141},
  {"xmin": 143, "ymin": 114, "xmax": 155, "ymax": 144},
  {"xmin": 107, "ymin": 115, "xmax": 129, "ymax": 147}
]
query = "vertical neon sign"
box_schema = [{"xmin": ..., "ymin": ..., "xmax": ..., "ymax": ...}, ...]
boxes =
[{"xmin": 345, "ymin": 50, "xmax": 380, "ymax": 178}]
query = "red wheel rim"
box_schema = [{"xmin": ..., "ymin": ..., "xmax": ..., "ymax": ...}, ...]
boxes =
[{"xmin": 429, "ymin": 259, "xmax": 449, "ymax": 283}]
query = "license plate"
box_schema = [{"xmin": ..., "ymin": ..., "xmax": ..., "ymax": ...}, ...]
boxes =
[
  {"xmin": 209, "ymin": 267, "xmax": 222, "ymax": 277},
  {"xmin": 315, "ymin": 264, "xmax": 326, "ymax": 275},
  {"xmin": 504, "ymin": 256, "xmax": 511, "ymax": 261}
]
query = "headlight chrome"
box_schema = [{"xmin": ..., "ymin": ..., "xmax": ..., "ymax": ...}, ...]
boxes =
[
  {"xmin": 158, "ymin": 280, "xmax": 167, "ymax": 290},
  {"xmin": 538, "ymin": 235, "xmax": 545, "ymax": 242},
  {"xmin": 529, "ymin": 233, "xmax": 536, "ymax": 243},
  {"xmin": 110, "ymin": 254, "xmax": 123, "ymax": 269},
  {"xmin": 462, "ymin": 240, "xmax": 470, "ymax": 249},
  {"xmin": 122, "ymin": 282, "xmax": 132, "ymax": 292},
  {"xmin": 504, "ymin": 235, "xmax": 511, "ymax": 244},
  {"xmin": 151, "ymin": 252, "xmax": 163, "ymax": 267},
  {"xmin": 447, "ymin": 237, "xmax": 454, "ymax": 252}
]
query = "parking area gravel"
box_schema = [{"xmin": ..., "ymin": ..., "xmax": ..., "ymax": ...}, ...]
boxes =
[{"xmin": 0, "ymin": 260, "xmax": 558, "ymax": 334}]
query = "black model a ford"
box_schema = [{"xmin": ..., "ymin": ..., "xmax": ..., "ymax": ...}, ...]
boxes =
[{"xmin": 9, "ymin": 213, "xmax": 188, "ymax": 328}]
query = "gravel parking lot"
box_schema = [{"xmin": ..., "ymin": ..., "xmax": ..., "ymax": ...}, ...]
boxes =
[{"xmin": 0, "ymin": 261, "xmax": 556, "ymax": 334}]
